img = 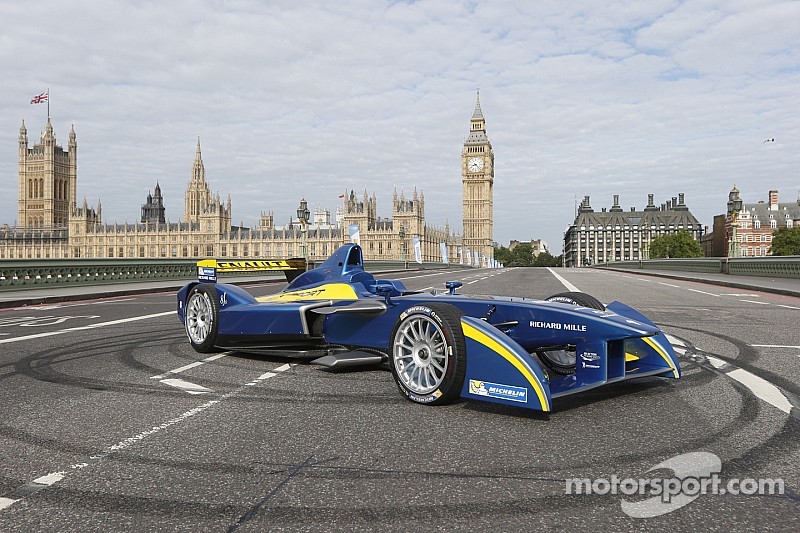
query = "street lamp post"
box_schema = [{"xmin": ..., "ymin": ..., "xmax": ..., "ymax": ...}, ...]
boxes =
[
  {"xmin": 727, "ymin": 186, "xmax": 743, "ymax": 258},
  {"xmin": 398, "ymin": 225, "xmax": 406, "ymax": 269},
  {"xmin": 296, "ymin": 198, "xmax": 310, "ymax": 269}
]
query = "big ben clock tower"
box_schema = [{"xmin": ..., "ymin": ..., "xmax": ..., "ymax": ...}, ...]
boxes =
[{"xmin": 462, "ymin": 90, "xmax": 494, "ymax": 263}]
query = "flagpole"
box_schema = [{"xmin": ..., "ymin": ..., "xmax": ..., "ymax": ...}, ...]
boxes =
[{"xmin": 47, "ymin": 87, "xmax": 50, "ymax": 117}]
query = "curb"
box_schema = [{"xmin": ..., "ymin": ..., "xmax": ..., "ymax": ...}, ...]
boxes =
[
  {"xmin": 0, "ymin": 278, "xmax": 285, "ymax": 309},
  {"xmin": 598, "ymin": 267, "xmax": 800, "ymax": 298}
]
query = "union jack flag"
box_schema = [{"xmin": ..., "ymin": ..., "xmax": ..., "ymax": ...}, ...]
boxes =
[{"xmin": 30, "ymin": 91, "xmax": 48, "ymax": 104}]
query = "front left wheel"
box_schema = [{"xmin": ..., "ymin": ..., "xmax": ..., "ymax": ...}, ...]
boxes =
[
  {"xmin": 389, "ymin": 303, "xmax": 466, "ymax": 405},
  {"xmin": 185, "ymin": 284, "xmax": 219, "ymax": 353},
  {"xmin": 536, "ymin": 291, "xmax": 605, "ymax": 375}
]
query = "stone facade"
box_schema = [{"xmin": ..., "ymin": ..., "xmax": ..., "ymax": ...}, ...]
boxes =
[
  {"xmin": 563, "ymin": 193, "xmax": 703, "ymax": 267},
  {"xmin": 462, "ymin": 91, "xmax": 494, "ymax": 261},
  {"xmin": 17, "ymin": 117, "xmax": 77, "ymax": 228},
  {"xmin": 2, "ymin": 98, "xmax": 492, "ymax": 262},
  {"xmin": 725, "ymin": 187, "xmax": 800, "ymax": 256}
]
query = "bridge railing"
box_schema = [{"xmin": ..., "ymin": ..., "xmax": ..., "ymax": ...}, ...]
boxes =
[
  {"xmin": 598, "ymin": 256, "xmax": 800, "ymax": 279},
  {"xmin": 0, "ymin": 258, "xmax": 474, "ymax": 290}
]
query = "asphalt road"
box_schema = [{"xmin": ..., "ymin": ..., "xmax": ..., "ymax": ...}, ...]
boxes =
[{"xmin": 0, "ymin": 268, "xmax": 798, "ymax": 531}]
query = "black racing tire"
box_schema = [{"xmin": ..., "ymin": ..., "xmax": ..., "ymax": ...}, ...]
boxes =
[
  {"xmin": 537, "ymin": 291, "xmax": 605, "ymax": 375},
  {"xmin": 544, "ymin": 291, "xmax": 605, "ymax": 310},
  {"xmin": 184, "ymin": 284, "xmax": 220, "ymax": 353},
  {"xmin": 389, "ymin": 303, "xmax": 466, "ymax": 405}
]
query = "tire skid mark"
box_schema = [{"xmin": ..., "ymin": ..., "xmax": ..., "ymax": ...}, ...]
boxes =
[{"xmin": 0, "ymin": 363, "xmax": 296, "ymax": 513}]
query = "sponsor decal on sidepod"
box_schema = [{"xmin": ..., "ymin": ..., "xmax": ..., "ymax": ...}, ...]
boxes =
[{"xmin": 469, "ymin": 380, "xmax": 528, "ymax": 403}]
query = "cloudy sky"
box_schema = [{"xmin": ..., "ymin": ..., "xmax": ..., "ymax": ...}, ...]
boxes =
[{"xmin": 1, "ymin": 0, "xmax": 798, "ymax": 253}]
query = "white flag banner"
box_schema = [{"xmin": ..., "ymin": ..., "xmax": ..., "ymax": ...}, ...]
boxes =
[
  {"xmin": 439, "ymin": 242, "xmax": 448, "ymax": 264},
  {"xmin": 465, "ymin": 248, "xmax": 471, "ymax": 265},
  {"xmin": 413, "ymin": 235, "xmax": 422, "ymax": 264},
  {"xmin": 348, "ymin": 223, "xmax": 360, "ymax": 244},
  {"xmin": 458, "ymin": 246, "xmax": 463, "ymax": 264},
  {"xmin": 474, "ymin": 250, "xmax": 479, "ymax": 266}
]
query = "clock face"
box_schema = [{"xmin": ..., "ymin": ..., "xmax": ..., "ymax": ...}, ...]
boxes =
[{"xmin": 467, "ymin": 157, "xmax": 484, "ymax": 173}]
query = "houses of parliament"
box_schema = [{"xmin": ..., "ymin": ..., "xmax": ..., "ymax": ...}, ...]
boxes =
[{"xmin": 1, "ymin": 94, "xmax": 496, "ymax": 264}]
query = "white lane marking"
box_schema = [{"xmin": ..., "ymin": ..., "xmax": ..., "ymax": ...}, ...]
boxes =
[
  {"xmin": 664, "ymin": 334, "xmax": 686, "ymax": 347},
  {"xmin": 658, "ymin": 282, "xmax": 680, "ymax": 288},
  {"xmin": 0, "ymin": 497, "xmax": 17, "ymax": 510},
  {"xmin": 687, "ymin": 288, "xmax": 721, "ymax": 297},
  {"xmin": 777, "ymin": 305, "xmax": 800, "ymax": 310},
  {"xmin": 673, "ymin": 346, "xmax": 687, "ymax": 355},
  {"xmin": 720, "ymin": 293, "xmax": 759, "ymax": 297},
  {"xmin": 0, "ymin": 311, "xmax": 174, "ymax": 344},
  {"xmin": 159, "ymin": 378, "xmax": 213, "ymax": 395},
  {"xmin": 1, "ymin": 363, "xmax": 295, "ymax": 511},
  {"xmin": 727, "ymin": 369, "xmax": 792, "ymax": 414},
  {"xmin": 467, "ymin": 280, "xmax": 480, "ymax": 285},
  {"xmin": 390, "ymin": 270, "xmax": 466, "ymax": 281},
  {"xmin": 247, "ymin": 363, "xmax": 292, "ymax": 385},
  {"xmin": 31, "ymin": 298, "xmax": 138, "ymax": 310},
  {"xmin": 33, "ymin": 472, "xmax": 65, "ymax": 485},
  {"xmin": 751, "ymin": 345, "xmax": 800, "ymax": 349},
  {"xmin": 706, "ymin": 356, "xmax": 792, "ymax": 414},
  {"xmin": 546, "ymin": 268, "xmax": 580, "ymax": 292},
  {"xmin": 741, "ymin": 299, "xmax": 770, "ymax": 305},
  {"xmin": 150, "ymin": 352, "xmax": 232, "ymax": 380}
]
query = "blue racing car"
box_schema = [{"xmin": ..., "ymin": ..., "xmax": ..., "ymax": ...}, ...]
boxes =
[{"xmin": 177, "ymin": 244, "xmax": 679, "ymax": 412}]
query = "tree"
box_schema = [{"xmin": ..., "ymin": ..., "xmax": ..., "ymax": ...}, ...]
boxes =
[
  {"xmin": 770, "ymin": 226, "xmax": 800, "ymax": 256},
  {"xmin": 511, "ymin": 243, "xmax": 534, "ymax": 266},
  {"xmin": 533, "ymin": 251, "xmax": 561, "ymax": 267},
  {"xmin": 648, "ymin": 230, "xmax": 703, "ymax": 258},
  {"xmin": 494, "ymin": 245, "xmax": 513, "ymax": 266}
]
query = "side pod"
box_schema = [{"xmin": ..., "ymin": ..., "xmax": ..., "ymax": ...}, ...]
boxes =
[{"xmin": 459, "ymin": 316, "xmax": 551, "ymax": 412}]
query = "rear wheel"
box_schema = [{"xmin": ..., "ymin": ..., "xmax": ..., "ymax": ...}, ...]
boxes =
[
  {"xmin": 389, "ymin": 303, "xmax": 466, "ymax": 405},
  {"xmin": 537, "ymin": 292, "xmax": 605, "ymax": 375},
  {"xmin": 185, "ymin": 284, "xmax": 219, "ymax": 353}
]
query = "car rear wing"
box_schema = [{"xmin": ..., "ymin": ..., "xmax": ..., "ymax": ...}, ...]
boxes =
[{"xmin": 196, "ymin": 258, "xmax": 307, "ymax": 283}]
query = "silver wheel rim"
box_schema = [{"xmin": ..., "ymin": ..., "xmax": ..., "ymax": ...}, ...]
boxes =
[
  {"xmin": 393, "ymin": 315, "xmax": 448, "ymax": 394},
  {"xmin": 186, "ymin": 292, "xmax": 213, "ymax": 345},
  {"xmin": 540, "ymin": 349, "xmax": 575, "ymax": 367}
]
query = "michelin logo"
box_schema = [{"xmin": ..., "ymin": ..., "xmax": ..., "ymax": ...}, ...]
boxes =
[
  {"xmin": 198, "ymin": 267, "xmax": 217, "ymax": 282},
  {"xmin": 469, "ymin": 380, "xmax": 528, "ymax": 403}
]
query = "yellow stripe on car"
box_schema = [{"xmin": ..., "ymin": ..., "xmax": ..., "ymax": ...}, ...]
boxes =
[
  {"xmin": 257, "ymin": 283, "xmax": 359, "ymax": 302},
  {"xmin": 461, "ymin": 320, "xmax": 550, "ymax": 411},
  {"xmin": 642, "ymin": 336, "xmax": 680, "ymax": 378}
]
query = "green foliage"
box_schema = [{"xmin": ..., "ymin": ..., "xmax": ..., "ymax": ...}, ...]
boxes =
[
  {"xmin": 533, "ymin": 251, "xmax": 562, "ymax": 267},
  {"xmin": 493, "ymin": 244, "xmax": 563, "ymax": 267},
  {"xmin": 648, "ymin": 230, "xmax": 703, "ymax": 258},
  {"xmin": 770, "ymin": 226, "xmax": 800, "ymax": 256},
  {"xmin": 494, "ymin": 245, "xmax": 513, "ymax": 266}
]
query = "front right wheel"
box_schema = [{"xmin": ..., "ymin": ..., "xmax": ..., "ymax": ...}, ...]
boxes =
[
  {"xmin": 184, "ymin": 284, "xmax": 219, "ymax": 353},
  {"xmin": 389, "ymin": 303, "xmax": 466, "ymax": 405}
]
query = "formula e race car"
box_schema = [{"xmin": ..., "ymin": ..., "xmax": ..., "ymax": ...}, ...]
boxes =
[{"xmin": 176, "ymin": 244, "xmax": 680, "ymax": 412}]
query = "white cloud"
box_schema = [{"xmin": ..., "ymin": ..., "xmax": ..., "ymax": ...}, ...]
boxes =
[{"xmin": 1, "ymin": 0, "xmax": 798, "ymax": 253}]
